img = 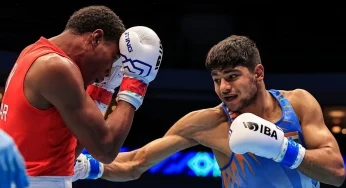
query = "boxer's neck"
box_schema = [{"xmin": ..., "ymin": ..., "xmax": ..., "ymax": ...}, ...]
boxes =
[
  {"xmin": 238, "ymin": 85, "xmax": 274, "ymax": 120},
  {"xmin": 48, "ymin": 30, "xmax": 85, "ymax": 67}
]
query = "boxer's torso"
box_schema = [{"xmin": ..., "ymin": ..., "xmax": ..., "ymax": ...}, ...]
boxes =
[
  {"xmin": 0, "ymin": 37, "xmax": 77, "ymax": 177},
  {"xmin": 215, "ymin": 89, "xmax": 319, "ymax": 188}
]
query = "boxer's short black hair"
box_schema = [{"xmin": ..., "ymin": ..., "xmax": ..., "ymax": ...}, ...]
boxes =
[
  {"xmin": 205, "ymin": 35, "xmax": 261, "ymax": 72},
  {"xmin": 65, "ymin": 5, "xmax": 125, "ymax": 42}
]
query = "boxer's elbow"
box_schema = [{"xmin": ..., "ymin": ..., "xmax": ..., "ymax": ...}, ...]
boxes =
[
  {"xmin": 321, "ymin": 158, "xmax": 346, "ymax": 187},
  {"xmin": 90, "ymin": 149, "xmax": 117, "ymax": 164},
  {"xmin": 99, "ymin": 117, "xmax": 134, "ymax": 163},
  {"xmin": 82, "ymin": 141, "xmax": 116, "ymax": 164},
  {"xmin": 97, "ymin": 141, "xmax": 121, "ymax": 164},
  {"xmin": 95, "ymin": 128, "xmax": 129, "ymax": 163},
  {"xmin": 104, "ymin": 150, "xmax": 121, "ymax": 164},
  {"xmin": 330, "ymin": 165, "xmax": 346, "ymax": 187},
  {"xmin": 91, "ymin": 137, "xmax": 121, "ymax": 164}
]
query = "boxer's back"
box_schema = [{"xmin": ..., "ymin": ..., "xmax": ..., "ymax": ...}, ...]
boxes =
[
  {"xmin": 220, "ymin": 89, "xmax": 319, "ymax": 188},
  {"xmin": 0, "ymin": 37, "xmax": 77, "ymax": 176}
]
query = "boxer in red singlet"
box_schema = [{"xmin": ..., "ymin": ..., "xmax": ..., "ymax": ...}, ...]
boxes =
[{"xmin": 0, "ymin": 5, "xmax": 163, "ymax": 187}]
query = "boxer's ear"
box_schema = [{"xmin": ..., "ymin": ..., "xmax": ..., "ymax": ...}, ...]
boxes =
[
  {"xmin": 253, "ymin": 64, "xmax": 264, "ymax": 82},
  {"xmin": 91, "ymin": 29, "xmax": 104, "ymax": 46}
]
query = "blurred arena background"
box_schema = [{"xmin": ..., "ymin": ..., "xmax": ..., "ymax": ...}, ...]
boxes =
[{"xmin": 1, "ymin": 2, "xmax": 345, "ymax": 188}]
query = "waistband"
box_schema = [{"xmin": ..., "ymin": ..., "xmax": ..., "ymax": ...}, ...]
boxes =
[{"xmin": 28, "ymin": 176, "xmax": 72, "ymax": 188}]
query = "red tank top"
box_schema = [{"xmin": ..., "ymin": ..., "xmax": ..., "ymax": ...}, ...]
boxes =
[{"xmin": 0, "ymin": 37, "xmax": 77, "ymax": 176}]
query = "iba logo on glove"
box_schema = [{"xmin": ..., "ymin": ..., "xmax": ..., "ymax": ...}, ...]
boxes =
[{"xmin": 243, "ymin": 122, "xmax": 278, "ymax": 140}]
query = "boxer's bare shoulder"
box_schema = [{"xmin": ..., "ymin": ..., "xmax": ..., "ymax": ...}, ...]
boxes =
[
  {"xmin": 278, "ymin": 89, "xmax": 318, "ymax": 120},
  {"xmin": 33, "ymin": 53, "xmax": 82, "ymax": 83},
  {"xmin": 24, "ymin": 53, "xmax": 84, "ymax": 110}
]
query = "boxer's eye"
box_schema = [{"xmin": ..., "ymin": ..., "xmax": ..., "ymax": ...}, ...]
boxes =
[
  {"xmin": 228, "ymin": 74, "xmax": 238, "ymax": 81},
  {"xmin": 213, "ymin": 79, "xmax": 221, "ymax": 84}
]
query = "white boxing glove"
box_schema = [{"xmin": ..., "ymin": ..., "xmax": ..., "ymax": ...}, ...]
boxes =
[
  {"xmin": 116, "ymin": 26, "xmax": 163, "ymax": 110},
  {"xmin": 229, "ymin": 113, "xmax": 306, "ymax": 169},
  {"xmin": 86, "ymin": 59, "xmax": 123, "ymax": 113},
  {"xmin": 72, "ymin": 152, "xmax": 104, "ymax": 182},
  {"xmin": 72, "ymin": 154, "xmax": 89, "ymax": 182},
  {"xmin": 97, "ymin": 58, "xmax": 123, "ymax": 93}
]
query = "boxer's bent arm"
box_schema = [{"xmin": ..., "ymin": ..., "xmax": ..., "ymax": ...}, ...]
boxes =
[
  {"xmin": 75, "ymin": 102, "xmax": 114, "ymax": 159},
  {"xmin": 102, "ymin": 135, "xmax": 198, "ymax": 181},
  {"xmin": 39, "ymin": 57, "xmax": 134, "ymax": 164},
  {"xmin": 293, "ymin": 89, "xmax": 345, "ymax": 186}
]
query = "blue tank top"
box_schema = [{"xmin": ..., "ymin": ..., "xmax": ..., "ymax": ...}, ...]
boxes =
[{"xmin": 220, "ymin": 89, "xmax": 319, "ymax": 188}]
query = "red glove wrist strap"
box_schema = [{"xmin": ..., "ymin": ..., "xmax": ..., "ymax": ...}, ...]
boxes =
[{"xmin": 119, "ymin": 77, "xmax": 148, "ymax": 97}]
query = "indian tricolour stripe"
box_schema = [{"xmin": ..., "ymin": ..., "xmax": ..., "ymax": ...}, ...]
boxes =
[{"xmin": 284, "ymin": 131, "xmax": 299, "ymax": 143}]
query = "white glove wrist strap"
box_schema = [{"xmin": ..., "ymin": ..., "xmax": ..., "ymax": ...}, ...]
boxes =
[{"xmin": 273, "ymin": 137, "xmax": 305, "ymax": 169}]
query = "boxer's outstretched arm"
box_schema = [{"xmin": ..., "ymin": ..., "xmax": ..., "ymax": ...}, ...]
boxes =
[
  {"xmin": 293, "ymin": 89, "xmax": 345, "ymax": 186},
  {"xmin": 39, "ymin": 56, "xmax": 134, "ymax": 164},
  {"xmin": 100, "ymin": 109, "xmax": 219, "ymax": 181},
  {"xmin": 102, "ymin": 135, "xmax": 198, "ymax": 181}
]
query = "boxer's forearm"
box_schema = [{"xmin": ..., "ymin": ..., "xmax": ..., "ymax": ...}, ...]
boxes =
[
  {"xmin": 297, "ymin": 148, "xmax": 345, "ymax": 186},
  {"xmin": 100, "ymin": 136, "xmax": 197, "ymax": 181},
  {"xmin": 101, "ymin": 161, "xmax": 140, "ymax": 182},
  {"xmin": 100, "ymin": 150, "xmax": 142, "ymax": 182},
  {"xmin": 102, "ymin": 101, "xmax": 135, "ymax": 160}
]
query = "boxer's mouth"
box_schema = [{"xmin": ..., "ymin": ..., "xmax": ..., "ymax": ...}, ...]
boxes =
[{"xmin": 224, "ymin": 95, "xmax": 237, "ymax": 101}]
